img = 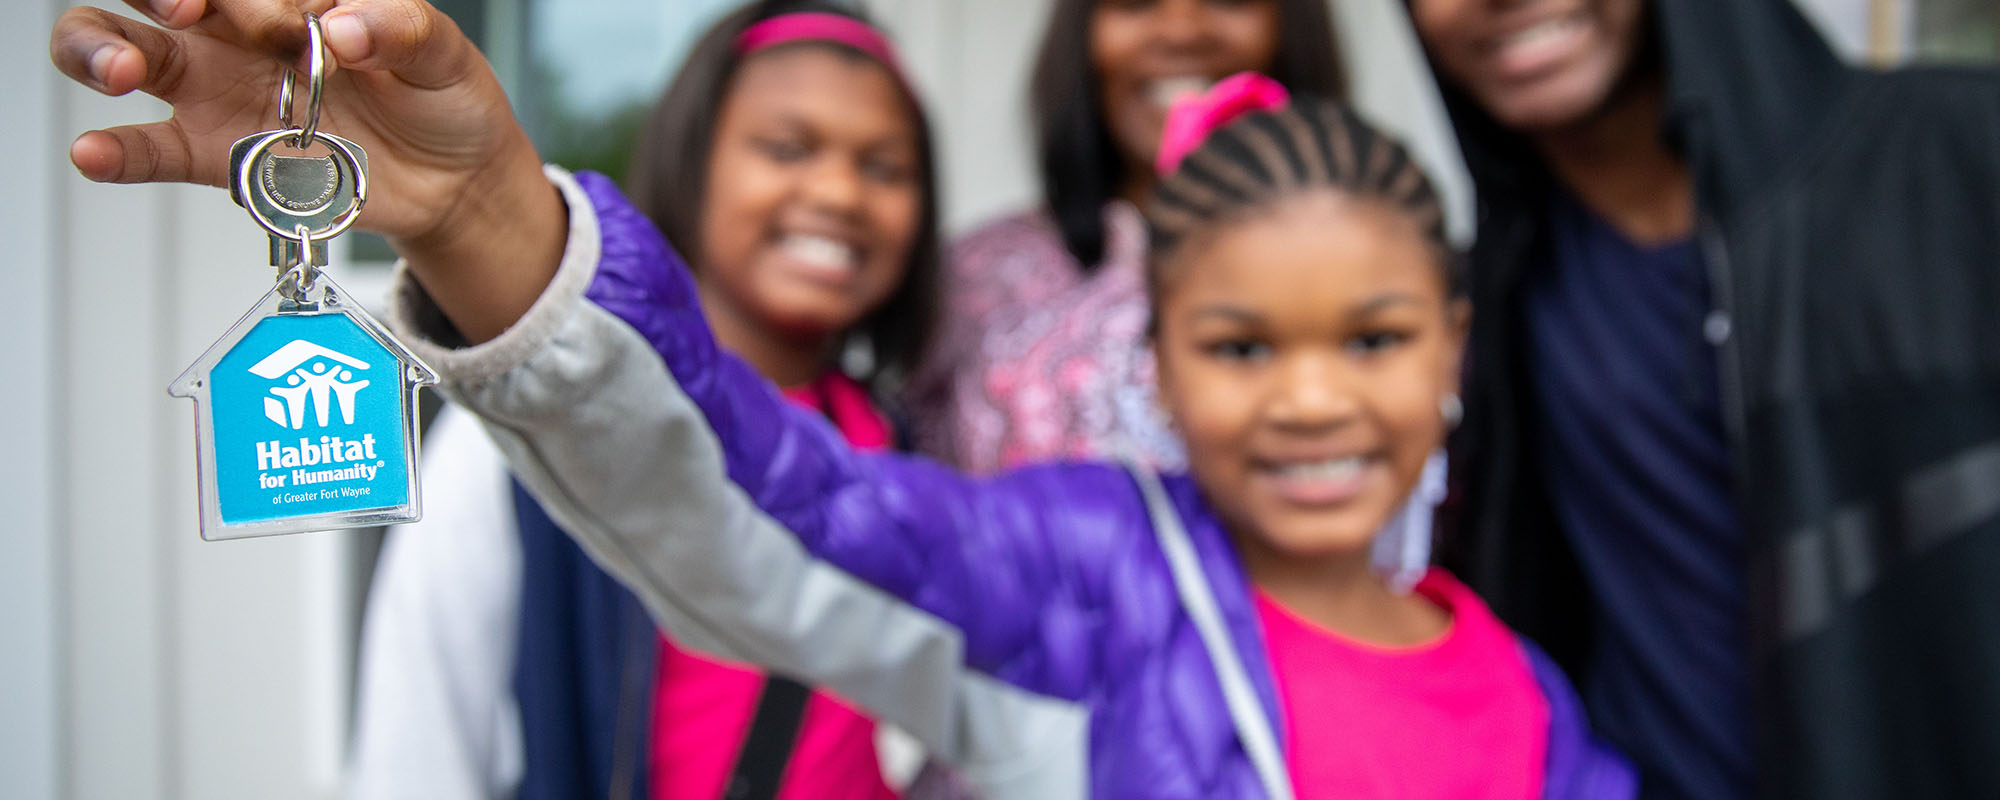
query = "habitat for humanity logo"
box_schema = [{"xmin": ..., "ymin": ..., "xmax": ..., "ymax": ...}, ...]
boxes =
[
  {"xmin": 249, "ymin": 340, "xmax": 372, "ymax": 429},
  {"xmin": 247, "ymin": 339, "xmax": 382, "ymax": 485}
]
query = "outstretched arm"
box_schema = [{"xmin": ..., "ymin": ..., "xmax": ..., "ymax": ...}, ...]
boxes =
[
  {"xmin": 390, "ymin": 169, "xmax": 1130, "ymax": 791},
  {"xmin": 50, "ymin": 0, "xmax": 559, "ymax": 342},
  {"xmin": 56, "ymin": 7, "xmax": 1118, "ymax": 787}
]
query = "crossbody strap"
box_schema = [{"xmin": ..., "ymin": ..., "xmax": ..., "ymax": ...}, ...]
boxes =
[
  {"xmin": 724, "ymin": 676, "xmax": 812, "ymax": 800},
  {"xmin": 726, "ymin": 385, "xmax": 842, "ymax": 800},
  {"xmin": 1123, "ymin": 462, "xmax": 1295, "ymax": 800}
]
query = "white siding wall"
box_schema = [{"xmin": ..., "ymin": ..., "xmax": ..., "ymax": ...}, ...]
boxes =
[{"xmin": 1, "ymin": 1, "xmax": 64, "ymax": 797}]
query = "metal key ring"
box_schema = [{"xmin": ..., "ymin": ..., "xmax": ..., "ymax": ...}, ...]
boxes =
[
  {"xmin": 276, "ymin": 13, "xmax": 329, "ymax": 150},
  {"xmin": 234, "ymin": 129, "xmax": 369, "ymax": 241},
  {"xmin": 277, "ymin": 225, "xmax": 324, "ymax": 303},
  {"xmin": 293, "ymin": 224, "xmax": 320, "ymax": 290}
]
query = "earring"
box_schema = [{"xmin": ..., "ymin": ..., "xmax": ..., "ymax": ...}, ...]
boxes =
[
  {"xmin": 1440, "ymin": 393, "xmax": 1462, "ymax": 429},
  {"xmin": 1371, "ymin": 449, "xmax": 1449, "ymax": 594}
]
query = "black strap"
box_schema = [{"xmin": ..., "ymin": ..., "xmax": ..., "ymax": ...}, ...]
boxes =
[
  {"xmin": 720, "ymin": 384, "xmax": 853, "ymax": 799},
  {"xmin": 723, "ymin": 676, "xmax": 813, "ymax": 800}
]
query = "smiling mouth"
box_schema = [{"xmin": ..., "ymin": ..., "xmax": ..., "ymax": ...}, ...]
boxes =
[
  {"xmin": 1146, "ymin": 76, "xmax": 1218, "ymax": 110},
  {"xmin": 778, "ymin": 233, "xmax": 861, "ymax": 282},
  {"xmin": 1259, "ymin": 455, "xmax": 1376, "ymax": 506},
  {"xmin": 1486, "ymin": 12, "xmax": 1592, "ymax": 77}
]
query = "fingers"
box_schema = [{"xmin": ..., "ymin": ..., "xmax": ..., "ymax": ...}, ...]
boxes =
[
  {"xmin": 320, "ymin": 0, "xmax": 474, "ymax": 90},
  {"xmin": 143, "ymin": 0, "xmax": 474, "ymax": 89},
  {"xmin": 116, "ymin": 0, "xmax": 206, "ymax": 30},
  {"xmin": 51, "ymin": 6, "xmax": 187, "ymax": 98},
  {"xmin": 53, "ymin": 0, "xmax": 501, "ymax": 190},
  {"xmin": 92, "ymin": 0, "xmax": 480, "ymax": 91},
  {"xmin": 123, "ymin": 0, "xmax": 321, "ymax": 60},
  {"xmin": 69, "ymin": 123, "xmax": 211, "ymax": 187}
]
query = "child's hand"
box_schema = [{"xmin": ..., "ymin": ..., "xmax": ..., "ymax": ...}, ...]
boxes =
[
  {"xmin": 52, "ymin": 0, "xmax": 565, "ymax": 342},
  {"xmin": 53, "ymin": 0, "xmax": 531, "ymax": 242}
]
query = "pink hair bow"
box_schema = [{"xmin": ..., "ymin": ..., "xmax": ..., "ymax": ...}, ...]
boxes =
[{"xmin": 1154, "ymin": 72, "xmax": 1292, "ymax": 176}]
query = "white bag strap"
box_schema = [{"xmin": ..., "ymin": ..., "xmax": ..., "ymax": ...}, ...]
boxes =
[{"xmin": 1123, "ymin": 462, "xmax": 1295, "ymax": 800}]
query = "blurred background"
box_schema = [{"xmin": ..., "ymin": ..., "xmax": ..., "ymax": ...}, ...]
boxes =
[{"xmin": 0, "ymin": 0, "xmax": 1991, "ymax": 798}]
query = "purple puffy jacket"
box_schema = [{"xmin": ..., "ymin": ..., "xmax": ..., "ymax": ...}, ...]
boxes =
[{"xmin": 391, "ymin": 169, "xmax": 1635, "ymax": 799}]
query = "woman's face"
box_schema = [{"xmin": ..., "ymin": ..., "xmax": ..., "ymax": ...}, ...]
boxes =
[
  {"xmin": 1409, "ymin": 0, "xmax": 1646, "ymax": 133},
  {"xmin": 700, "ymin": 45, "xmax": 923, "ymax": 341},
  {"xmin": 1154, "ymin": 192, "xmax": 1465, "ymax": 570},
  {"xmin": 1092, "ymin": 0, "xmax": 1282, "ymax": 175}
]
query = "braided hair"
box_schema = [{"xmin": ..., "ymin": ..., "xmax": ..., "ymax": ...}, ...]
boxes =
[{"xmin": 1145, "ymin": 99, "xmax": 1458, "ymax": 321}]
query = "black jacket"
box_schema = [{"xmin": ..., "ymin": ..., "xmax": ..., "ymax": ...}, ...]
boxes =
[{"xmin": 1434, "ymin": 1, "xmax": 2000, "ymax": 797}]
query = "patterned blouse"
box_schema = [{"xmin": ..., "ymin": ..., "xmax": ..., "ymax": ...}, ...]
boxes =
[{"xmin": 907, "ymin": 202, "xmax": 1185, "ymax": 474}]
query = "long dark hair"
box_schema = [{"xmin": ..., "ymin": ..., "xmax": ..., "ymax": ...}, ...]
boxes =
[
  {"xmin": 1029, "ymin": 0, "xmax": 1348, "ymax": 269},
  {"xmin": 623, "ymin": 0, "xmax": 942, "ymax": 389}
]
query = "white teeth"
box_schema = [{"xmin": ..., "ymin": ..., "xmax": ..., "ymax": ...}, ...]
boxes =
[
  {"xmin": 1275, "ymin": 457, "xmax": 1364, "ymax": 482},
  {"xmin": 1498, "ymin": 15, "xmax": 1584, "ymax": 52},
  {"xmin": 1148, "ymin": 76, "xmax": 1215, "ymax": 109},
  {"xmin": 781, "ymin": 234, "xmax": 857, "ymax": 271}
]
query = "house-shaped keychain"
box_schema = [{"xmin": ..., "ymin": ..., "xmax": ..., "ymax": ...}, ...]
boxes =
[{"xmin": 170, "ymin": 275, "xmax": 438, "ymax": 540}]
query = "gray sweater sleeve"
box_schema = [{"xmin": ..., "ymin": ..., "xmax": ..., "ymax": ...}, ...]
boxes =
[{"xmin": 383, "ymin": 167, "xmax": 1088, "ymax": 798}]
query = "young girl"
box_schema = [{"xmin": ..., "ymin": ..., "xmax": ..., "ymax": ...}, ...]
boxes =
[
  {"xmin": 57, "ymin": 6, "xmax": 1626, "ymax": 796},
  {"xmin": 347, "ymin": 3, "xmax": 942, "ymax": 797},
  {"xmin": 908, "ymin": 0, "xmax": 1346, "ymax": 475}
]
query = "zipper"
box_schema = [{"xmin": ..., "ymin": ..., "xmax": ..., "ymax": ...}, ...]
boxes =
[{"xmin": 1698, "ymin": 212, "xmax": 1753, "ymax": 494}]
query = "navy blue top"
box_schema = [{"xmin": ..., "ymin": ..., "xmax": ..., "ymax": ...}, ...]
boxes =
[
  {"xmin": 512, "ymin": 479, "xmax": 655, "ymax": 800},
  {"xmin": 1523, "ymin": 194, "xmax": 1751, "ymax": 799}
]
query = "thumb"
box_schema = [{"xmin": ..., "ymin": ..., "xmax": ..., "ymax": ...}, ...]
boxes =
[{"xmin": 320, "ymin": 0, "xmax": 477, "ymax": 90}]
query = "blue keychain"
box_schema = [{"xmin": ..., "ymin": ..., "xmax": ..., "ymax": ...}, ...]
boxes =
[{"xmin": 169, "ymin": 15, "xmax": 438, "ymax": 540}]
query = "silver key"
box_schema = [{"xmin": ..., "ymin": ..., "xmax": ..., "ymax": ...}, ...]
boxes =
[{"xmin": 228, "ymin": 129, "xmax": 370, "ymax": 269}]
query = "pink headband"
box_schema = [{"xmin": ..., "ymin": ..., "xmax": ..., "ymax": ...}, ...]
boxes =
[
  {"xmin": 1155, "ymin": 72, "xmax": 1292, "ymax": 176},
  {"xmin": 735, "ymin": 12, "xmax": 908, "ymax": 83}
]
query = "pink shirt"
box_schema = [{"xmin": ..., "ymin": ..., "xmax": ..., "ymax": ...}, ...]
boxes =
[
  {"xmin": 909, "ymin": 205, "xmax": 1185, "ymax": 474},
  {"xmin": 649, "ymin": 372, "xmax": 897, "ymax": 800},
  {"xmin": 1256, "ymin": 569, "xmax": 1550, "ymax": 800}
]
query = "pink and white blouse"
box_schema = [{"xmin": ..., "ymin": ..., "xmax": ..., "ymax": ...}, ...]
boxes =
[{"xmin": 908, "ymin": 203, "xmax": 1184, "ymax": 474}]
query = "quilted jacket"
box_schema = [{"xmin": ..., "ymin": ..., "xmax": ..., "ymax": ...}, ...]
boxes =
[{"xmin": 389, "ymin": 168, "xmax": 1634, "ymax": 799}]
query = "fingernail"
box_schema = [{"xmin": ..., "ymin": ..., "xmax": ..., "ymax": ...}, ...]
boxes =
[
  {"xmin": 71, "ymin": 134, "xmax": 116, "ymax": 182},
  {"xmin": 89, "ymin": 44, "xmax": 121, "ymax": 85},
  {"xmin": 324, "ymin": 12, "xmax": 371, "ymax": 63},
  {"xmin": 149, "ymin": 0, "xmax": 180, "ymax": 24}
]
